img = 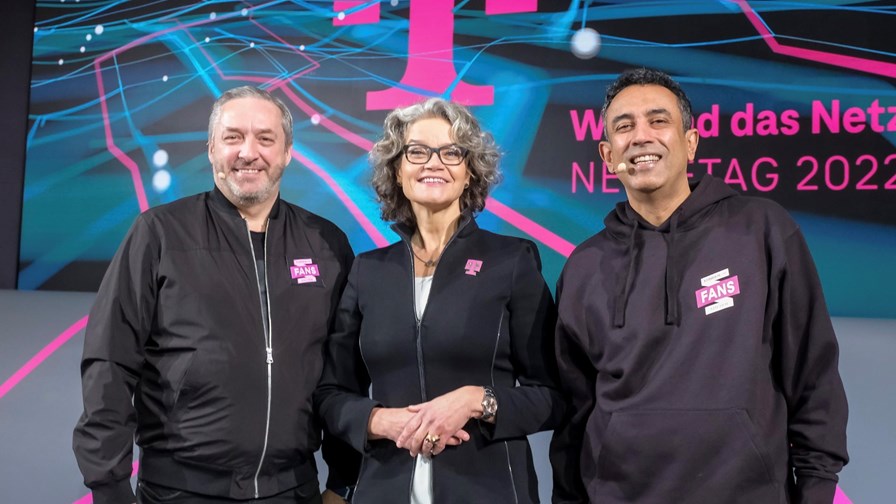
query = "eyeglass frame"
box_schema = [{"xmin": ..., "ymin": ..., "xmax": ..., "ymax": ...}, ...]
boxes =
[{"xmin": 401, "ymin": 143, "xmax": 469, "ymax": 166}]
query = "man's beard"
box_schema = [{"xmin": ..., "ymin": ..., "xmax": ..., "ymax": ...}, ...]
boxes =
[{"xmin": 224, "ymin": 162, "xmax": 282, "ymax": 206}]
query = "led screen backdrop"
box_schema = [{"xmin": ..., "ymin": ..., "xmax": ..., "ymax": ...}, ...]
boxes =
[{"xmin": 21, "ymin": 0, "xmax": 896, "ymax": 317}]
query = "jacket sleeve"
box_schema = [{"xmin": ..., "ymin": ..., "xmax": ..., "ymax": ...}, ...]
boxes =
[
  {"xmin": 72, "ymin": 215, "xmax": 159, "ymax": 504},
  {"xmin": 483, "ymin": 241, "xmax": 565, "ymax": 441},
  {"xmin": 314, "ymin": 259, "xmax": 380, "ymax": 455},
  {"xmin": 549, "ymin": 267, "xmax": 594, "ymax": 503},
  {"xmin": 776, "ymin": 227, "xmax": 849, "ymax": 503},
  {"xmin": 319, "ymin": 232, "xmax": 363, "ymax": 491}
]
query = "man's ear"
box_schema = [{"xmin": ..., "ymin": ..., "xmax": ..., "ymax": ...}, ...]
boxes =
[
  {"xmin": 686, "ymin": 128, "xmax": 700, "ymax": 161},
  {"xmin": 598, "ymin": 140, "xmax": 613, "ymax": 166}
]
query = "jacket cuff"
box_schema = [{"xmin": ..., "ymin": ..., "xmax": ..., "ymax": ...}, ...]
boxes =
[
  {"xmin": 477, "ymin": 385, "xmax": 508, "ymax": 440},
  {"xmin": 89, "ymin": 479, "xmax": 135, "ymax": 504},
  {"xmin": 795, "ymin": 476, "xmax": 837, "ymax": 504}
]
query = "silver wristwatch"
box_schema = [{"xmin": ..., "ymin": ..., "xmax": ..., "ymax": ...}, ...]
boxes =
[{"xmin": 480, "ymin": 386, "xmax": 497, "ymax": 421}]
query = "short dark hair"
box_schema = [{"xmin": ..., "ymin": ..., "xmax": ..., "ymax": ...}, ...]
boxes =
[
  {"xmin": 370, "ymin": 98, "xmax": 501, "ymax": 226},
  {"xmin": 601, "ymin": 68, "xmax": 693, "ymax": 137}
]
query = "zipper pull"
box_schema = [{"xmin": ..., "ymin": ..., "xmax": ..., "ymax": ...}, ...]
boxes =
[{"xmin": 266, "ymin": 347, "xmax": 273, "ymax": 364}]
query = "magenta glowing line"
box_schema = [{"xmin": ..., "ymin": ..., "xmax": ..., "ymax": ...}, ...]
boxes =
[
  {"xmin": 249, "ymin": 18, "xmax": 321, "ymax": 74},
  {"xmin": 185, "ymin": 22, "xmax": 372, "ymax": 151},
  {"xmin": 91, "ymin": 11, "xmax": 577, "ymax": 258},
  {"xmin": 736, "ymin": 0, "xmax": 896, "ymax": 78},
  {"xmin": 180, "ymin": 22, "xmax": 283, "ymax": 86},
  {"xmin": 291, "ymin": 148, "xmax": 390, "ymax": 248},
  {"xmin": 72, "ymin": 461, "xmax": 139, "ymax": 504},
  {"xmin": 182, "ymin": 22, "xmax": 388, "ymax": 245},
  {"xmin": 91, "ymin": 13, "xmax": 241, "ymax": 213},
  {"xmin": 93, "ymin": 62, "xmax": 150, "ymax": 213},
  {"xmin": 834, "ymin": 485, "xmax": 853, "ymax": 504},
  {"xmin": 275, "ymin": 84, "xmax": 376, "ymax": 154},
  {"xmin": 485, "ymin": 197, "xmax": 576, "ymax": 257},
  {"xmin": 0, "ymin": 315, "xmax": 88, "ymax": 400}
]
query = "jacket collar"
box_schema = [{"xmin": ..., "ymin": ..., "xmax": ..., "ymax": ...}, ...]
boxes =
[
  {"xmin": 389, "ymin": 209, "xmax": 478, "ymax": 245},
  {"xmin": 209, "ymin": 185, "xmax": 282, "ymax": 221}
]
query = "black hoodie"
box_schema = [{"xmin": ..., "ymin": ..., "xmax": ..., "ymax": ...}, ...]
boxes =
[{"xmin": 551, "ymin": 175, "xmax": 848, "ymax": 504}]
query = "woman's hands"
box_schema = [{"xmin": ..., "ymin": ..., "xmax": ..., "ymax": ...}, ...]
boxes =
[
  {"xmin": 397, "ymin": 386, "xmax": 484, "ymax": 456},
  {"xmin": 367, "ymin": 386, "xmax": 485, "ymax": 457}
]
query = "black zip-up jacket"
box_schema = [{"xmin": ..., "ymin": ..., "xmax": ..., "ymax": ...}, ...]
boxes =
[
  {"xmin": 551, "ymin": 175, "xmax": 848, "ymax": 503},
  {"xmin": 315, "ymin": 214, "xmax": 565, "ymax": 503},
  {"xmin": 73, "ymin": 187, "xmax": 358, "ymax": 503}
]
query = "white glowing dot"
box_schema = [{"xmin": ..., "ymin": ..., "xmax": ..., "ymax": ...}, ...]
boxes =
[
  {"xmin": 58, "ymin": 58, "xmax": 64, "ymax": 65},
  {"xmin": 152, "ymin": 170, "xmax": 172, "ymax": 192},
  {"xmin": 86, "ymin": 33, "xmax": 92, "ymax": 41},
  {"xmin": 571, "ymin": 27, "xmax": 601, "ymax": 59},
  {"xmin": 162, "ymin": 75, "xmax": 168, "ymax": 82},
  {"xmin": 95, "ymin": 25, "xmax": 104, "ymax": 35},
  {"xmin": 391, "ymin": 0, "xmax": 398, "ymax": 5},
  {"xmin": 205, "ymin": 37, "xmax": 210, "ymax": 43},
  {"xmin": 80, "ymin": 46, "xmax": 85, "ymax": 53},
  {"xmin": 311, "ymin": 114, "xmax": 321, "ymax": 125},
  {"xmin": 299, "ymin": 44, "xmax": 305, "ymax": 51},
  {"xmin": 249, "ymin": 42, "xmax": 255, "ymax": 48},
  {"xmin": 152, "ymin": 149, "xmax": 169, "ymax": 168},
  {"xmin": 337, "ymin": 12, "xmax": 345, "ymax": 20},
  {"xmin": 210, "ymin": 12, "xmax": 216, "ymax": 20},
  {"xmin": 241, "ymin": 8, "xmax": 248, "ymax": 16}
]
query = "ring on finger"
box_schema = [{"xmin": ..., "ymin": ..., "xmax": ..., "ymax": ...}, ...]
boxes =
[{"xmin": 424, "ymin": 433, "xmax": 440, "ymax": 446}]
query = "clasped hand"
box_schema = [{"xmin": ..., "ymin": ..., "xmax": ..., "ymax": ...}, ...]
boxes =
[{"xmin": 368, "ymin": 386, "xmax": 484, "ymax": 457}]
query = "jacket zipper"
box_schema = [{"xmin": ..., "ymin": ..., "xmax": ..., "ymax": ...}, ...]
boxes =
[
  {"xmin": 491, "ymin": 312, "xmax": 519, "ymax": 504},
  {"xmin": 406, "ymin": 241, "xmax": 423, "ymax": 503},
  {"xmin": 246, "ymin": 221, "xmax": 274, "ymax": 498},
  {"xmin": 403, "ymin": 219, "xmax": 467, "ymax": 502}
]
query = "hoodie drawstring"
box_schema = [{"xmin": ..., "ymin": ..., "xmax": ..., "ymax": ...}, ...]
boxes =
[
  {"xmin": 612, "ymin": 209, "xmax": 683, "ymax": 328},
  {"xmin": 612, "ymin": 218, "xmax": 639, "ymax": 328},
  {"xmin": 664, "ymin": 211, "xmax": 681, "ymax": 326}
]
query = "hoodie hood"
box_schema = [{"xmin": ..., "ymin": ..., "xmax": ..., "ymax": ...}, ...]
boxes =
[{"xmin": 604, "ymin": 175, "xmax": 738, "ymax": 328}]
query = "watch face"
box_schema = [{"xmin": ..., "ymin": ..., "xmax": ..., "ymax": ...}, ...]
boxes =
[{"xmin": 482, "ymin": 389, "xmax": 497, "ymax": 418}]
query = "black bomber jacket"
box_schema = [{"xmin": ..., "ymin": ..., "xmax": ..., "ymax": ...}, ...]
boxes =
[{"xmin": 73, "ymin": 187, "xmax": 358, "ymax": 503}]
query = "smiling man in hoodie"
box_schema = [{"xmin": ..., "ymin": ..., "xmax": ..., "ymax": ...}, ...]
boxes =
[{"xmin": 550, "ymin": 68, "xmax": 848, "ymax": 504}]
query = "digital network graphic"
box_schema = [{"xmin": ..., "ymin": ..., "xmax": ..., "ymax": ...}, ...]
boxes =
[{"xmin": 22, "ymin": 0, "xmax": 896, "ymax": 318}]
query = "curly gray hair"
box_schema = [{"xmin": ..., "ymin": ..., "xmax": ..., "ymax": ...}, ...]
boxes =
[{"xmin": 370, "ymin": 98, "xmax": 502, "ymax": 226}]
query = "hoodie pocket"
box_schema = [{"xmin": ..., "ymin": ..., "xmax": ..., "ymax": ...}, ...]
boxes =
[{"xmin": 596, "ymin": 409, "xmax": 778, "ymax": 501}]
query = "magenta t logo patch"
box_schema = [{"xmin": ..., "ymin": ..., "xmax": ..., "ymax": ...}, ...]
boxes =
[
  {"xmin": 695, "ymin": 268, "xmax": 740, "ymax": 315},
  {"xmin": 464, "ymin": 259, "xmax": 483, "ymax": 276},
  {"xmin": 290, "ymin": 258, "xmax": 320, "ymax": 284}
]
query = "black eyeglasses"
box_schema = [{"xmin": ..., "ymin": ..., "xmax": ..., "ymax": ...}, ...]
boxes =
[{"xmin": 402, "ymin": 144, "xmax": 468, "ymax": 166}]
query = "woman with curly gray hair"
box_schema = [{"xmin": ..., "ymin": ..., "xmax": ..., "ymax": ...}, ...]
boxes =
[{"xmin": 316, "ymin": 98, "xmax": 564, "ymax": 503}]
